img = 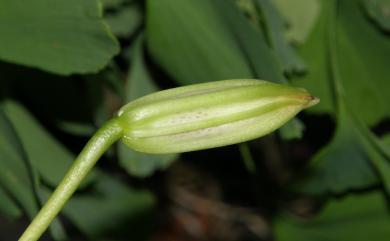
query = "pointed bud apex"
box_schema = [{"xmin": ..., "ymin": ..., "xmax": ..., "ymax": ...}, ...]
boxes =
[{"xmin": 116, "ymin": 79, "xmax": 319, "ymax": 153}]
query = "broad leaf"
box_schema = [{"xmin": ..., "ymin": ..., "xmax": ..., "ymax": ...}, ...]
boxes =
[
  {"xmin": 294, "ymin": 0, "xmax": 390, "ymax": 125},
  {"xmin": 291, "ymin": 0, "xmax": 334, "ymax": 114},
  {"xmin": 105, "ymin": 3, "xmax": 143, "ymax": 38},
  {"xmin": 0, "ymin": 107, "xmax": 39, "ymax": 218},
  {"xmin": 0, "ymin": 103, "xmax": 68, "ymax": 240},
  {"xmin": 255, "ymin": 0, "xmax": 306, "ymax": 74},
  {"xmin": 0, "ymin": 186, "xmax": 22, "ymax": 219},
  {"xmin": 3, "ymin": 101, "xmax": 75, "ymax": 186},
  {"xmin": 292, "ymin": 0, "xmax": 390, "ymax": 194},
  {"xmin": 101, "ymin": 0, "xmax": 127, "ymax": 10},
  {"xmin": 274, "ymin": 192, "xmax": 390, "ymax": 241},
  {"xmin": 362, "ymin": 0, "xmax": 390, "ymax": 32},
  {"xmin": 294, "ymin": 104, "xmax": 378, "ymax": 194},
  {"xmin": 213, "ymin": 0, "xmax": 285, "ymax": 82},
  {"xmin": 0, "ymin": 0, "xmax": 119, "ymax": 75},
  {"xmin": 271, "ymin": 0, "xmax": 320, "ymax": 44},
  {"xmin": 336, "ymin": 0, "xmax": 390, "ymax": 126},
  {"xmin": 146, "ymin": 0, "xmax": 253, "ymax": 84}
]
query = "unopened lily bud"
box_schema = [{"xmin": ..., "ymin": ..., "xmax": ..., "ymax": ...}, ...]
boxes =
[
  {"xmin": 117, "ymin": 79, "xmax": 319, "ymax": 154},
  {"xmin": 18, "ymin": 79, "xmax": 319, "ymax": 241}
]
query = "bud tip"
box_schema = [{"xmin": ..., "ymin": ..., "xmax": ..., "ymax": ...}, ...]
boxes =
[{"xmin": 304, "ymin": 95, "xmax": 320, "ymax": 108}]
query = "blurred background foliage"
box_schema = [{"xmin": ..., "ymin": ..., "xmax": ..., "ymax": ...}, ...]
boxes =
[{"xmin": 0, "ymin": 0, "xmax": 389, "ymax": 240}]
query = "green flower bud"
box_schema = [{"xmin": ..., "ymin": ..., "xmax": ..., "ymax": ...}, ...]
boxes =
[
  {"xmin": 117, "ymin": 79, "xmax": 319, "ymax": 153},
  {"xmin": 19, "ymin": 79, "xmax": 319, "ymax": 241}
]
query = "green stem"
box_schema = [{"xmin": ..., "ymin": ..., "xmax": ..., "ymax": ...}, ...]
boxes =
[{"xmin": 18, "ymin": 118, "xmax": 123, "ymax": 241}]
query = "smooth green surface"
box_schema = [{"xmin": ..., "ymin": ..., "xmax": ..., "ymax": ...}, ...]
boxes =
[
  {"xmin": 292, "ymin": 0, "xmax": 390, "ymax": 195},
  {"xmin": 275, "ymin": 192, "xmax": 390, "ymax": 241},
  {"xmin": 105, "ymin": 3, "xmax": 142, "ymax": 38},
  {"xmin": 0, "ymin": 186, "xmax": 22, "ymax": 219},
  {"xmin": 272, "ymin": 0, "xmax": 320, "ymax": 44},
  {"xmin": 294, "ymin": 0, "xmax": 390, "ymax": 125},
  {"xmin": 146, "ymin": 0, "xmax": 252, "ymax": 84},
  {"xmin": 295, "ymin": 104, "xmax": 378, "ymax": 194},
  {"xmin": 291, "ymin": 0, "xmax": 334, "ymax": 114},
  {"xmin": 363, "ymin": 0, "xmax": 390, "ymax": 32},
  {"xmin": 0, "ymin": 108, "xmax": 39, "ymax": 218},
  {"xmin": 118, "ymin": 36, "xmax": 177, "ymax": 177},
  {"xmin": 1, "ymin": 102, "xmax": 68, "ymax": 240},
  {"xmin": 336, "ymin": 0, "xmax": 390, "ymax": 126},
  {"xmin": 3, "ymin": 101, "xmax": 74, "ymax": 186},
  {"xmin": 0, "ymin": 0, "xmax": 119, "ymax": 74},
  {"xmin": 255, "ymin": 0, "xmax": 306, "ymax": 74},
  {"xmin": 213, "ymin": 0, "xmax": 285, "ymax": 81},
  {"xmin": 101, "ymin": 0, "xmax": 126, "ymax": 9}
]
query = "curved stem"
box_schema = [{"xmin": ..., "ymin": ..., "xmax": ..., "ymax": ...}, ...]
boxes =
[{"xmin": 18, "ymin": 118, "xmax": 123, "ymax": 241}]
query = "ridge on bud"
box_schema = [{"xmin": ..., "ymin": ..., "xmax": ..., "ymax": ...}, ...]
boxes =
[{"xmin": 117, "ymin": 79, "xmax": 319, "ymax": 153}]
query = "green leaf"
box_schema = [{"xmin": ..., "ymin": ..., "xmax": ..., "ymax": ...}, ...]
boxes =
[
  {"xmin": 335, "ymin": 0, "xmax": 390, "ymax": 127},
  {"xmin": 0, "ymin": 0, "xmax": 119, "ymax": 75},
  {"xmin": 0, "ymin": 186, "xmax": 22, "ymax": 219},
  {"xmin": 3, "ymin": 101, "xmax": 75, "ymax": 186},
  {"xmin": 362, "ymin": 0, "xmax": 390, "ymax": 32},
  {"xmin": 294, "ymin": 0, "xmax": 390, "ymax": 125},
  {"xmin": 105, "ymin": 3, "xmax": 143, "ymax": 38},
  {"xmin": 0, "ymin": 102, "xmax": 68, "ymax": 240},
  {"xmin": 291, "ymin": 0, "xmax": 334, "ymax": 114},
  {"xmin": 335, "ymin": 0, "xmax": 390, "ymax": 176},
  {"xmin": 292, "ymin": 0, "xmax": 390, "ymax": 194},
  {"xmin": 255, "ymin": 0, "xmax": 306, "ymax": 74},
  {"xmin": 0, "ymin": 107, "xmax": 39, "ymax": 218},
  {"xmin": 146, "ymin": 0, "xmax": 253, "ymax": 84},
  {"xmin": 62, "ymin": 174, "xmax": 156, "ymax": 240},
  {"xmin": 119, "ymin": 36, "xmax": 177, "ymax": 177},
  {"xmin": 271, "ymin": 0, "xmax": 320, "ymax": 44},
  {"xmin": 274, "ymin": 191, "xmax": 390, "ymax": 241},
  {"xmin": 0, "ymin": 103, "xmax": 68, "ymax": 240},
  {"xmin": 213, "ymin": 0, "xmax": 285, "ymax": 82},
  {"xmin": 101, "ymin": 0, "xmax": 126, "ymax": 9},
  {"xmin": 354, "ymin": 119, "xmax": 390, "ymax": 193},
  {"xmin": 294, "ymin": 104, "xmax": 378, "ymax": 195}
]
